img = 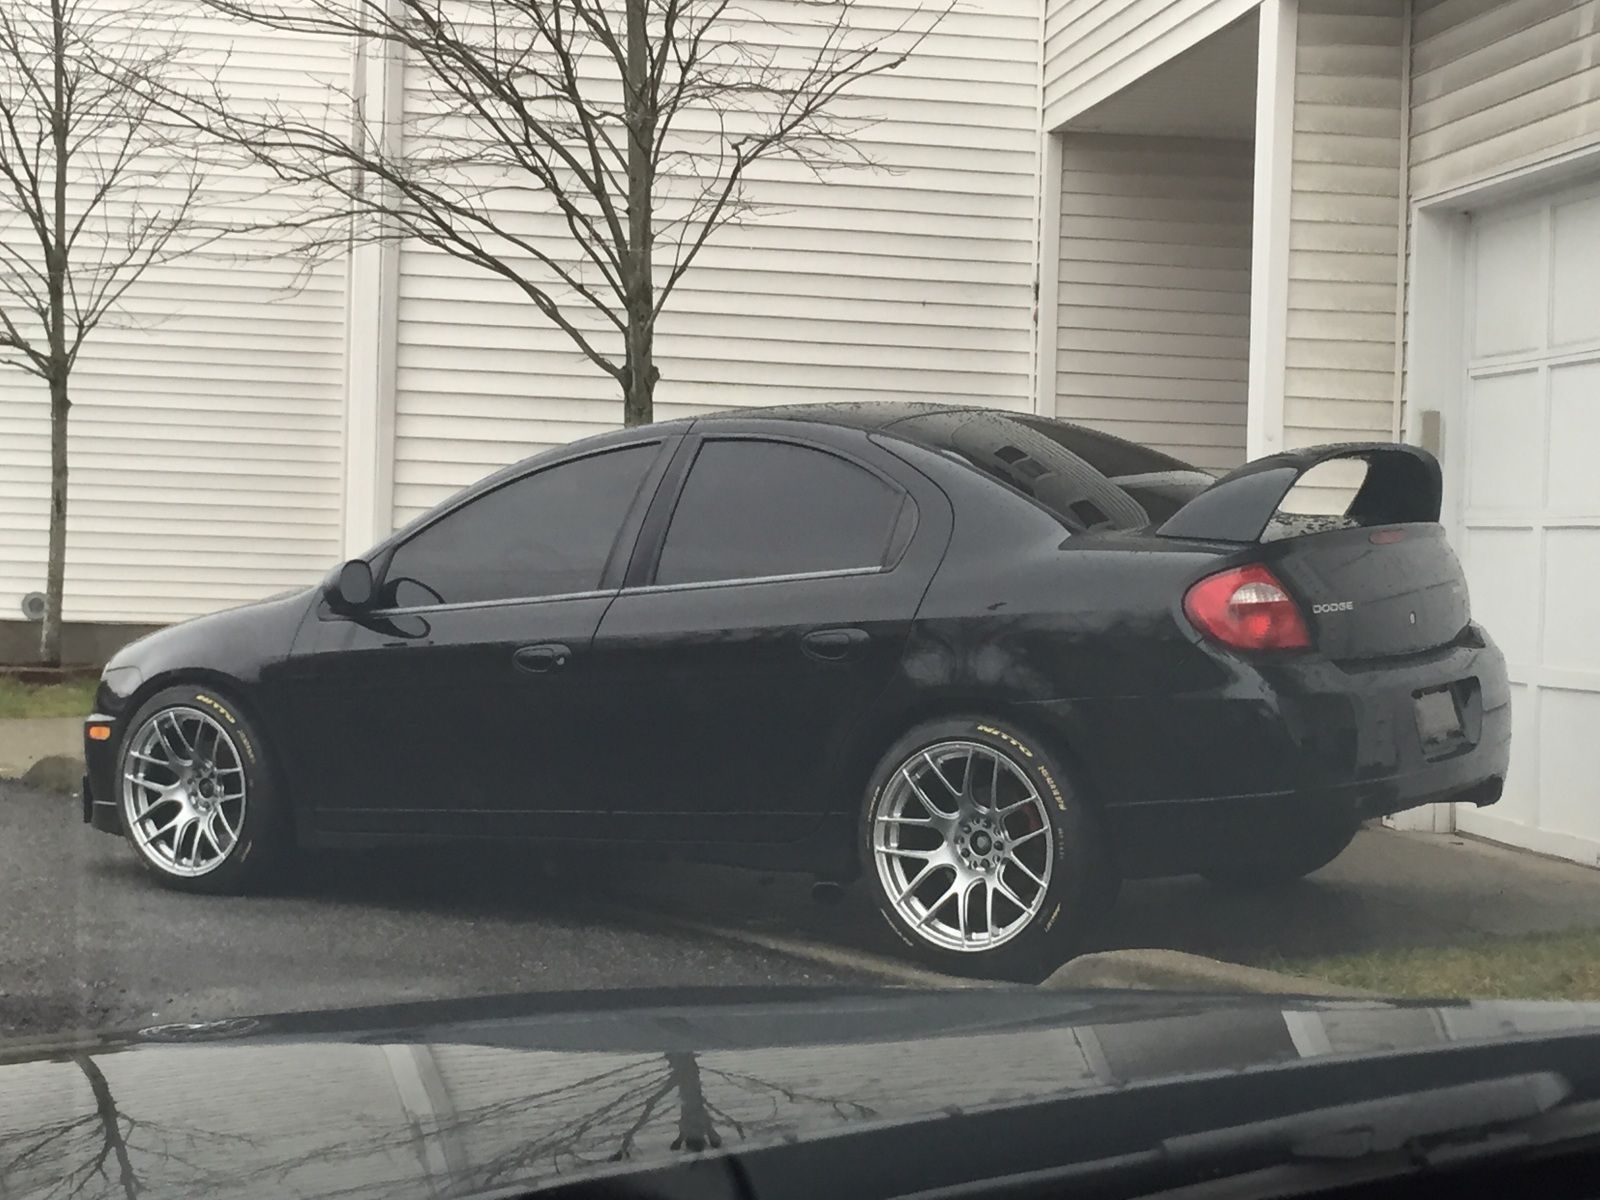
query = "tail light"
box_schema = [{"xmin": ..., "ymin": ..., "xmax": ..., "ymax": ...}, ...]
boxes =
[{"xmin": 1184, "ymin": 564, "xmax": 1311, "ymax": 652}]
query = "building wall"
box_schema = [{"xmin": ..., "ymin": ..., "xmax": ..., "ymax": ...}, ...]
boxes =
[
  {"xmin": 1282, "ymin": 0, "xmax": 1407, "ymax": 476},
  {"xmin": 1042, "ymin": 0, "xmax": 1260, "ymax": 131},
  {"xmin": 0, "ymin": 16, "xmax": 352, "ymax": 628},
  {"xmin": 2, "ymin": 1, "xmax": 1047, "ymax": 632},
  {"xmin": 1055, "ymin": 133, "xmax": 1253, "ymax": 472},
  {"xmin": 1410, "ymin": 0, "xmax": 1600, "ymax": 201},
  {"xmin": 390, "ymin": 0, "xmax": 1044, "ymax": 525}
]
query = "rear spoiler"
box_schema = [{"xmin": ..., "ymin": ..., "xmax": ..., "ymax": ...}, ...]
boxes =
[{"xmin": 1156, "ymin": 443, "xmax": 1442, "ymax": 543}]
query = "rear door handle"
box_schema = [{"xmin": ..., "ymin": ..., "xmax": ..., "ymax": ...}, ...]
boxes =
[
  {"xmin": 801, "ymin": 627, "xmax": 869, "ymax": 662},
  {"xmin": 513, "ymin": 643, "xmax": 571, "ymax": 674}
]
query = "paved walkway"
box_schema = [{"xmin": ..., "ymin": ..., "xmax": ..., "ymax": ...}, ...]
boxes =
[
  {"xmin": 612, "ymin": 824, "xmax": 1600, "ymax": 969},
  {"xmin": 1103, "ymin": 825, "xmax": 1600, "ymax": 963},
  {"xmin": 0, "ymin": 717, "xmax": 79, "ymax": 781}
]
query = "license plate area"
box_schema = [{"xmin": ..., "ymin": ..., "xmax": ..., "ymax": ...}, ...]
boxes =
[{"xmin": 1414, "ymin": 684, "xmax": 1469, "ymax": 758}]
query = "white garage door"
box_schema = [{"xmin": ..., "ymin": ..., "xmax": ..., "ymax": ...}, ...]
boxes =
[{"xmin": 1453, "ymin": 180, "xmax": 1600, "ymax": 865}]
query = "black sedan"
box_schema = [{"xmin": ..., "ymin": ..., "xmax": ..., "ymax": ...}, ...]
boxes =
[{"xmin": 80, "ymin": 403, "xmax": 1511, "ymax": 976}]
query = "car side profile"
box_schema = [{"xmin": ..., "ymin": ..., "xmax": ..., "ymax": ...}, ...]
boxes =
[{"xmin": 80, "ymin": 403, "xmax": 1512, "ymax": 976}]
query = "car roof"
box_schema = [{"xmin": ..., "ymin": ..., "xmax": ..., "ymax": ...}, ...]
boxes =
[{"xmin": 689, "ymin": 400, "xmax": 979, "ymax": 433}]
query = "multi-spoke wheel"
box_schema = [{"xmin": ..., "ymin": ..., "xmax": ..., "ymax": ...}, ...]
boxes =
[
  {"xmin": 124, "ymin": 707, "xmax": 247, "ymax": 876},
  {"xmin": 872, "ymin": 741, "xmax": 1054, "ymax": 952},
  {"xmin": 117, "ymin": 685, "xmax": 284, "ymax": 893},
  {"xmin": 860, "ymin": 716, "xmax": 1116, "ymax": 979}
]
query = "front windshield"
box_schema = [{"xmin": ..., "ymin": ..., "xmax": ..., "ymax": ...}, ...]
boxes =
[{"xmin": 1, "ymin": 0, "xmax": 1590, "ymax": 1195}]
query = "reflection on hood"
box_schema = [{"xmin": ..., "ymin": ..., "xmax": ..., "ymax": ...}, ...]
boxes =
[{"xmin": 4, "ymin": 988, "xmax": 1600, "ymax": 1200}]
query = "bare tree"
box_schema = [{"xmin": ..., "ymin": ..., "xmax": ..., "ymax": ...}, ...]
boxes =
[
  {"xmin": 0, "ymin": 1045, "xmax": 888, "ymax": 1198},
  {"xmin": 0, "ymin": 0, "xmax": 213, "ymax": 665},
  {"xmin": 179, "ymin": 0, "xmax": 944, "ymax": 428},
  {"xmin": 0, "ymin": 1054, "xmax": 251, "ymax": 1200}
]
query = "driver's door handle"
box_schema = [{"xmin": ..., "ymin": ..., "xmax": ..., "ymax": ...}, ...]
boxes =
[
  {"xmin": 801, "ymin": 627, "xmax": 869, "ymax": 662},
  {"xmin": 513, "ymin": 643, "xmax": 571, "ymax": 674}
]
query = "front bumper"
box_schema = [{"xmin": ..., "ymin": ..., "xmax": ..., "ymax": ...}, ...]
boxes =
[
  {"xmin": 82, "ymin": 714, "xmax": 123, "ymax": 834},
  {"xmin": 1024, "ymin": 628, "xmax": 1512, "ymax": 878},
  {"xmin": 80, "ymin": 667, "xmax": 146, "ymax": 835}
]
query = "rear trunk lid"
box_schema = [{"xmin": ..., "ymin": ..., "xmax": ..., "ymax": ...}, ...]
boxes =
[
  {"xmin": 1156, "ymin": 443, "xmax": 1471, "ymax": 660},
  {"xmin": 1265, "ymin": 524, "xmax": 1470, "ymax": 659}
]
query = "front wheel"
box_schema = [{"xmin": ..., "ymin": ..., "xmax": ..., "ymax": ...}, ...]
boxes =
[
  {"xmin": 860, "ymin": 716, "xmax": 1117, "ymax": 981},
  {"xmin": 117, "ymin": 684, "xmax": 286, "ymax": 894}
]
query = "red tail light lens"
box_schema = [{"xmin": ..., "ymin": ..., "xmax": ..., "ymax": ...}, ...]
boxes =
[{"xmin": 1183, "ymin": 564, "xmax": 1311, "ymax": 652}]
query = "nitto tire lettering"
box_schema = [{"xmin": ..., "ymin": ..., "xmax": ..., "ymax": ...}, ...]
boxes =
[
  {"xmin": 194, "ymin": 692, "xmax": 256, "ymax": 765},
  {"xmin": 975, "ymin": 724, "xmax": 1033, "ymax": 759},
  {"xmin": 1035, "ymin": 763, "xmax": 1067, "ymax": 812},
  {"xmin": 193, "ymin": 693, "xmax": 235, "ymax": 724}
]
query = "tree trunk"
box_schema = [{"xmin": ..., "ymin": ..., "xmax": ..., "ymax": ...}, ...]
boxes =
[
  {"xmin": 75, "ymin": 1053, "xmax": 140, "ymax": 1200},
  {"xmin": 622, "ymin": 323, "xmax": 656, "ymax": 428},
  {"xmin": 38, "ymin": 376, "xmax": 69, "ymax": 666},
  {"xmin": 39, "ymin": 0, "xmax": 70, "ymax": 666},
  {"xmin": 622, "ymin": 0, "xmax": 657, "ymax": 428},
  {"xmin": 667, "ymin": 1052, "xmax": 720, "ymax": 1151}
]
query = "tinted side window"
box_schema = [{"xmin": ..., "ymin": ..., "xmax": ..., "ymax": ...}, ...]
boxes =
[
  {"xmin": 655, "ymin": 440, "xmax": 904, "ymax": 585},
  {"xmin": 384, "ymin": 445, "xmax": 656, "ymax": 604}
]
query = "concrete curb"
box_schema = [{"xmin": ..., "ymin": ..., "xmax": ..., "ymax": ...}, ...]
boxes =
[
  {"xmin": 21, "ymin": 755, "xmax": 84, "ymax": 793},
  {"xmin": 1042, "ymin": 948, "xmax": 1374, "ymax": 998},
  {"xmin": 0, "ymin": 716, "xmax": 82, "ymax": 783}
]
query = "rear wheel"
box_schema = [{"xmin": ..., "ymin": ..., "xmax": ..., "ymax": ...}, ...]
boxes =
[
  {"xmin": 1200, "ymin": 819, "xmax": 1358, "ymax": 889},
  {"xmin": 860, "ymin": 716, "xmax": 1116, "ymax": 980},
  {"xmin": 118, "ymin": 684, "xmax": 286, "ymax": 894}
]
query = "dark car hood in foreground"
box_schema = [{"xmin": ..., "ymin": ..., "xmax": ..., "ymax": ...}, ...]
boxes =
[{"xmin": 5, "ymin": 986, "xmax": 1600, "ymax": 1200}]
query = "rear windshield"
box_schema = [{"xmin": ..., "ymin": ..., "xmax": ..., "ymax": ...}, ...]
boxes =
[{"xmin": 891, "ymin": 410, "xmax": 1214, "ymax": 530}]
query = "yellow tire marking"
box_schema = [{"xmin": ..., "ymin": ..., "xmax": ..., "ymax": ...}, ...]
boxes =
[
  {"xmin": 976, "ymin": 724, "xmax": 1033, "ymax": 758},
  {"xmin": 193, "ymin": 692, "xmax": 256, "ymax": 765}
]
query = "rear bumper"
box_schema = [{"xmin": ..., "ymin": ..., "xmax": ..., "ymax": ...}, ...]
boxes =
[
  {"xmin": 1102, "ymin": 724, "xmax": 1507, "ymax": 878},
  {"xmin": 1022, "ymin": 627, "xmax": 1511, "ymax": 878}
]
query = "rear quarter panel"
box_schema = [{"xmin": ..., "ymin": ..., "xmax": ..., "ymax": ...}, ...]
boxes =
[{"xmin": 861, "ymin": 439, "xmax": 1244, "ymax": 807}]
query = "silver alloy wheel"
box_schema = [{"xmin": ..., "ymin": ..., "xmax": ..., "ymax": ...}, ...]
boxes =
[
  {"xmin": 872, "ymin": 740, "xmax": 1055, "ymax": 953},
  {"xmin": 121, "ymin": 706, "xmax": 247, "ymax": 878}
]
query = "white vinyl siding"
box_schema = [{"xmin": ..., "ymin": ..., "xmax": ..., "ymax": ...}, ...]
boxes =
[
  {"xmin": 1410, "ymin": 0, "xmax": 1600, "ymax": 200},
  {"xmin": 1042, "ymin": 0, "xmax": 1260, "ymax": 132},
  {"xmin": 390, "ymin": 1, "xmax": 1043, "ymax": 525},
  {"xmin": 0, "ymin": 20, "xmax": 350, "ymax": 625},
  {"xmin": 1055, "ymin": 134, "xmax": 1252, "ymax": 472},
  {"xmin": 1282, "ymin": 0, "xmax": 1405, "ymax": 508}
]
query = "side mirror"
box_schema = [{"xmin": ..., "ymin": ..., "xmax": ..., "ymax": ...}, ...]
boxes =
[{"xmin": 326, "ymin": 559, "xmax": 375, "ymax": 612}]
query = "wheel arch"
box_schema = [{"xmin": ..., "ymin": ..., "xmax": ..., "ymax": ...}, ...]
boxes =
[{"xmin": 114, "ymin": 670, "xmax": 291, "ymax": 808}]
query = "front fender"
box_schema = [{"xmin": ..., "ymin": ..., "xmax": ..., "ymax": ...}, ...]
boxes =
[{"xmin": 98, "ymin": 588, "xmax": 319, "ymax": 709}]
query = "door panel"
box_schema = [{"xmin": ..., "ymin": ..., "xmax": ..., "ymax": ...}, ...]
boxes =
[
  {"xmin": 273, "ymin": 439, "xmax": 668, "ymax": 841},
  {"xmin": 588, "ymin": 574, "xmax": 924, "ymax": 843},
  {"xmin": 280, "ymin": 596, "xmax": 614, "ymax": 838},
  {"xmin": 586, "ymin": 428, "xmax": 951, "ymax": 846}
]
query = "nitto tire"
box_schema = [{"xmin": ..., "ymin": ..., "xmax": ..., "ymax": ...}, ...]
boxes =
[
  {"xmin": 860, "ymin": 715, "xmax": 1117, "ymax": 981},
  {"xmin": 116, "ymin": 683, "xmax": 286, "ymax": 894},
  {"xmin": 1200, "ymin": 819, "xmax": 1359, "ymax": 890}
]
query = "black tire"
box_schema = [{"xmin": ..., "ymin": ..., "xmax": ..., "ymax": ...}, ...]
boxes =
[
  {"xmin": 859, "ymin": 715, "xmax": 1118, "ymax": 981},
  {"xmin": 1199, "ymin": 818, "xmax": 1359, "ymax": 890},
  {"xmin": 116, "ymin": 683, "xmax": 287, "ymax": 894}
]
